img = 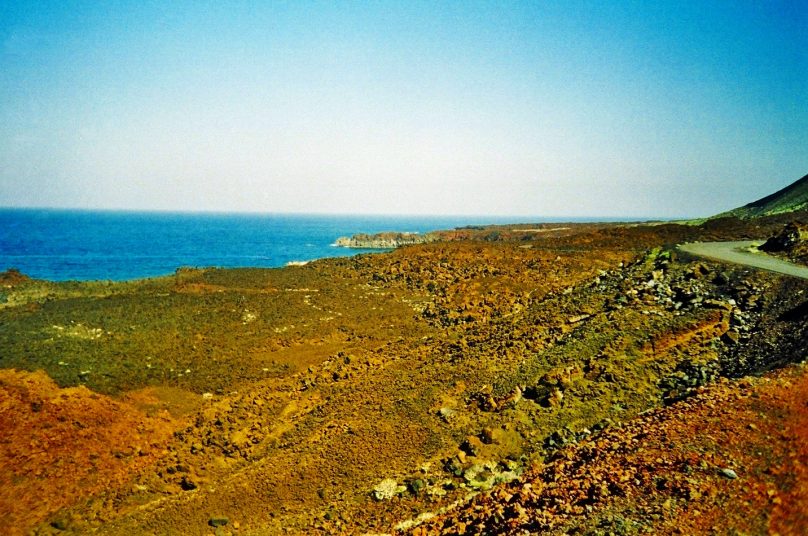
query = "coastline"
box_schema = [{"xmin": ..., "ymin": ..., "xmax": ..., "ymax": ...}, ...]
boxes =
[
  {"xmin": 1, "ymin": 209, "xmax": 687, "ymax": 282},
  {"xmin": 1, "ymin": 210, "xmax": 531, "ymax": 282}
]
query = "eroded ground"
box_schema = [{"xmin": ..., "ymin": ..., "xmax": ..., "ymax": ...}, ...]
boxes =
[
  {"xmin": 0, "ymin": 217, "xmax": 806, "ymax": 535},
  {"xmin": 405, "ymin": 364, "xmax": 808, "ymax": 535}
]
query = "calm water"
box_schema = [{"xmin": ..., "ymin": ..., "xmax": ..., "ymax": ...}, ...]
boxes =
[{"xmin": 0, "ymin": 209, "xmax": 535, "ymax": 281}]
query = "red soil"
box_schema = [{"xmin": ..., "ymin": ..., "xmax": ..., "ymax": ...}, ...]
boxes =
[{"xmin": 0, "ymin": 370, "xmax": 177, "ymax": 535}]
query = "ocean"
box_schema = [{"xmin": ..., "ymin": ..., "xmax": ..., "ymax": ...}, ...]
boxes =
[{"xmin": 0, "ymin": 209, "xmax": 534, "ymax": 281}]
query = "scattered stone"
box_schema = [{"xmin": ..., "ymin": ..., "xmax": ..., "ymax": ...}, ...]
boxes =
[
  {"xmin": 438, "ymin": 407, "xmax": 456, "ymax": 423},
  {"xmin": 718, "ymin": 468, "xmax": 738, "ymax": 479},
  {"xmin": 714, "ymin": 271, "xmax": 731, "ymax": 285},
  {"xmin": 568, "ymin": 314, "xmax": 591, "ymax": 324},
  {"xmin": 209, "ymin": 516, "xmax": 230, "ymax": 527},
  {"xmin": 722, "ymin": 331, "xmax": 741, "ymax": 345},
  {"xmin": 548, "ymin": 388, "xmax": 564, "ymax": 407},
  {"xmin": 704, "ymin": 299, "xmax": 732, "ymax": 310},
  {"xmin": 50, "ymin": 518, "xmax": 68, "ymax": 531},
  {"xmin": 689, "ymin": 263, "xmax": 710, "ymax": 279},
  {"xmin": 408, "ymin": 478, "xmax": 426, "ymax": 495},
  {"xmin": 461, "ymin": 436, "xmax": 483, "ymax": 456},
  {"xmin": 372, "ymin": 478, "xmax": 405, "ymax": 501}
]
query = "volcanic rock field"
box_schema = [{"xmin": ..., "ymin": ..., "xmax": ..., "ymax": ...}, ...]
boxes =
[{"xmin": 1, "ymin": 215, "xmax": 807, "ymax": 535}]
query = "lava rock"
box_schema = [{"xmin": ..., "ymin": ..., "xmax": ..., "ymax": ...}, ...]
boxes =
[
  {"xmin": 718, "ymin": 468, "xmax": 738, "ymax": 479},
  {"xmin": 209, "ymin": 516, "xmax": 230, "ymax": 527}
]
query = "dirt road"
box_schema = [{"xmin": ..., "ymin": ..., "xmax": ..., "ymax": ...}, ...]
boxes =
[{"xmin": 679, "ymin": 240, "xmax": 808, "ymax": 280}]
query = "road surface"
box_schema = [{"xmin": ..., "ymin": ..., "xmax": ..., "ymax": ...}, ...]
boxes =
[{"xmin": 678, "ymin": 241, "xmax": 808, "ymax": 280}]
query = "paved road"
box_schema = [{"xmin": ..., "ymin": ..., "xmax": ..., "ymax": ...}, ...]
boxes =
[{"xmin": 679, "ymin": 241, "xmax": 808, "ymax": 280}]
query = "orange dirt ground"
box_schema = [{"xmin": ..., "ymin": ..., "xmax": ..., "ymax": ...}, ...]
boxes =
[{"xmin": 0, "ymin": 370, "xmax": 176, "ymax": 535}]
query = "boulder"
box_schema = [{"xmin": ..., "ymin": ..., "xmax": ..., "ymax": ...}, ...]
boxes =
[{"xmin": 760, "ymin": 222, "xmax": 807, "ymax": 253}]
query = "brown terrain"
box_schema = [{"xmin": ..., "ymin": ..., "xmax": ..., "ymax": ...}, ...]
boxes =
[
  {"xmin": 405, "ymin": 364, "xmax": 808, "ymax": 535},
  {"xmin": 1, "ymin": 207, "xmax": 807, "ymax": 535}
]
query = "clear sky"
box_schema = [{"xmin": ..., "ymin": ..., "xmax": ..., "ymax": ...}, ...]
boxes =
[{"xmin": 1, "ymin": 1, "xmax": 806, "ymax": 218}]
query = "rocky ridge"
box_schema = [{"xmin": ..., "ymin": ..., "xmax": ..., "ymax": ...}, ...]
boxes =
[{"xmin": 717, "ymin": 172, "xmax": 808, "ymax": 219}]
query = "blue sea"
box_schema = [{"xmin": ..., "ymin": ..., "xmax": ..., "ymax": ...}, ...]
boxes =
[{"xmin": 0, "ymin": 209, "xmax": 536, "ymax": 281}]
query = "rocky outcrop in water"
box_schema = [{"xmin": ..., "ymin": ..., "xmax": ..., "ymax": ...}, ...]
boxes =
[{"xmin": 334, "ymin": 232, "xmax": 439, "ymax": 249}]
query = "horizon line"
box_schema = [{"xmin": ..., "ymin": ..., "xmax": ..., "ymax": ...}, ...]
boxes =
[{"xmin": 0, "ymin": 205, "xmax": 702, "ymax": 223}]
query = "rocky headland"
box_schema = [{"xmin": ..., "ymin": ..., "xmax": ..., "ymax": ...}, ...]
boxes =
[{"xmin": 334, "ymin": 231, "xmax": 440, "ymax": 249}]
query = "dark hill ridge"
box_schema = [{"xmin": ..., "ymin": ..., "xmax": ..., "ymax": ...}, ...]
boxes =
[{"xmin": 718, "ymin": 172, "xmax": 808, "ymax": 219}]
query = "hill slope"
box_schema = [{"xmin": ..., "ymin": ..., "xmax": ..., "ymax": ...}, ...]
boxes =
[{"xmin": 718, "ymin": 173, "xmax": 808, "ymax": 219}]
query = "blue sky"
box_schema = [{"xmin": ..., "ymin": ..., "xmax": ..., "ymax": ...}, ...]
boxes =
[{"xmin": 1, "ymin": 1, "xmax": 806, "ymax": 218}]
